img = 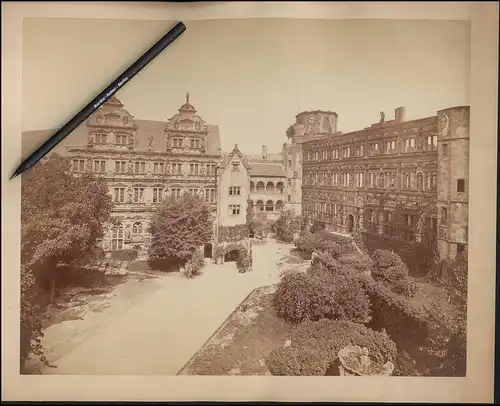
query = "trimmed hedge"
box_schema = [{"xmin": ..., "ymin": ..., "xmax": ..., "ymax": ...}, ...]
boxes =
[
  {"xmin": 273, "ymin": 268, "xmax": 371, "ymax": 324},
  {"xmin": 266, "ymin": 319, "xmax": 397, "ymax": 376},
  {"xmin": 294, "ymin": 231, "xmax": 355, "ymax": 260},
  {"xmin": 338, "ymin": 254, "xmax": 374, "ymax": 273},
  {"xmin": 360, "ymin": 276, "xmax": 429, "ymax": 349}
]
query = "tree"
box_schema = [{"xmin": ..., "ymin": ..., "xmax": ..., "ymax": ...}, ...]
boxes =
[
  {"xmin": 274, "ymin": 209, "xmax": 301, "ymax": 243},
  {"xmin": 20, "ymin": 153, "xmax": 113, "ymax": 368},
  {"xmin": 21, "ymin": 153, "xmax": 113, "ymax": 304},
  {"xmin": 148, "ymin": 193, "xmax": 213, "ymax": 270}
]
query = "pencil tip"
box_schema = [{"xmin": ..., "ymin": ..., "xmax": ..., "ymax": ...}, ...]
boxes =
[{"xmin": 10, "ymin": 168, "xmax": 21, "ymax": 180}]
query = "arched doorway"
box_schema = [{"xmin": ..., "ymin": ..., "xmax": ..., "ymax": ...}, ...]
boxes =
[
  {"xmin": 204, "ymin": 243, "xmax": 213, "ymax": 258},
  {"xmin": 224, "ymin": 249, "xmax": 239, "ymax": 262},
  {"xmin": 346, "ymin": 214, "xmax": 354, "ymax": 233}
]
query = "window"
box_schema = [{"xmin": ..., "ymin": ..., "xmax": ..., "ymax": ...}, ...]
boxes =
[
  {"xmin": 205, "ymin": 188, "xmax": 216, "ymax": 203},
  {"xmin": 190, "ymin": 138, "xmax": 201, "ymax": 148},
  {"xmin": 188, "ymin": 188, "xmax": 198, "ymax": 196},
  {"xmin": 132, "ymin": 222, "xmax": 143, "ymax": 234},
  {"xmin": 134, "ymin": 162, "xmax": 146, "ymax": 174},
  {"xmin": 232, "ymin": 163, "xmax": 240, "ymax": 172},
  {"xmin": 94, "ymin": 160, "xmax": 106, "ymax": 173},
  {"xmin": 114, "ymin": 161, "xmax": 127, "ymax": 173},
  {"xmin": 115, "ymin": 134, "xmax": 127, "ymax": 145},
  {"xmin": 189, "ymin": 163, "xmax": 200, "ymax": 175},
  {"xmin": 385, "ymin": 140, "xmax": 396, "ymax": 153},
  {"xmin": 153, "ymin": 162, "xmax": 164, "ymax": 174},
  {"xmin": 152, "ymin": 188, "xmax": 163, "ymax": 203},
  {"xmin": 72, "ymin": 159, "xmax": 85, "ymax": 173},
  {"xmin": 172, "ymin": 163, "xmax": 183, "ymax": 175},
  {"xmin": 457, "ymin": 243, "xmax": 465, "ymax": 254},
  {"xmin": 133, "ymin": 187, "xmax": 145, "ymax": 203},
  {"xmin": 229, "ymin": 186, "xmax": 241, "ymax": 196},
  {"xmin": 114, "ymin": 187, "xmax": 125, "ymax": 203},
  {"xmin": 322, "ymin": 150, "xmax": 328, "ymax": 160},
  {"xmin": 331, "ymin": 148, "xmax": 339, "ymax": 159},
  {"xmin": 442, "ymin": 143, "xmax": 448, "ymax": 157},
  {"xmin": 111, "ymin": 224, "xmax": 124, "ymax": 250},
  {"xmin": 229, "ymin": 204, "xmax": 240, "ymax": 216},
  {"xmin": 265, "ymin": 200, "xmax": 274, "ymax": 212},
  {"xmin": 206, "ymin": 164, "xmax": 216, "ymax": 175},
  {"xmin": 171, "ymin": 188, "xmax": 182, "ymax": 198},
  {"xmin": 94, "ymin": 133, "xmax": 107, "ymax": 144},
  {"xmin": 287, "ymin": 194, "xmax": 291, "ymax": 202},
  {"xmin": 441, "ymin": 207, "xmax": 448, "ymax": 225},
  {"xmin": 457, "ymin": 179, "xmax": 465, "ymax": 192},
  {"xmin": 427, "ymin": 135, "xmax": 438, "ymax": 150},
  {"xmin": 173, "ymin": 138, "xmax": 183, "ymax": 148}
]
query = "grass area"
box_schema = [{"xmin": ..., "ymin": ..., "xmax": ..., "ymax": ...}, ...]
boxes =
[{"xmin": 179, "ymin": 285, "xmax": 298, "ymax": 375}]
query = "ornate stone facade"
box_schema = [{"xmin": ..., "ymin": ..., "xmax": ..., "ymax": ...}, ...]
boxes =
[
  {"xmin": 66, "ymin": 94, "xmax": 222, "ymax": 254},
  {"xmin": 301, "ymin": 106, "xmax": 470, "ymax": 260}
]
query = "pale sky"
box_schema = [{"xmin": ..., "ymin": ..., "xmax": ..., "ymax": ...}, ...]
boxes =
[{"xmin": 22, "ymin": 18, "xmax": 470, "ymax": 154}]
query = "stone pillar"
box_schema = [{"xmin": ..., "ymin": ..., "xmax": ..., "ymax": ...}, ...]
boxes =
[{"xmin": 377, "ymin": 211, "xmax": 384, "ymax": 235}]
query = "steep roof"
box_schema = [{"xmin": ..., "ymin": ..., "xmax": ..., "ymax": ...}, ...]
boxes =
[
  {"xmin": 22, "ymin": 119, "xmax": 222, "ymax": 157},
  {"xmin": 248, "ymin": 162, "xmax": 286, "ymax": 178}
]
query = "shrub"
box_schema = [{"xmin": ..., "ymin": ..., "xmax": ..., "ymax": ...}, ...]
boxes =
[
  {"xmin": 110, "ymin": 249, "xmax": 139, "ymax": 262},
  {"xmin": 371, "ymin": 249, "xmax": 417, "ymax": 297},
  {"xmin": 266, "ymin": 347, "xmax": 328, "ymax": 376},
  {"xmin": 310, "ymin": 252, "xmax": 344, "ymax": 275},
  {"xmin": 371, "ymin": 249, "xmax": 406, "ymax": 270},
  {"xmin": 310, "ymin": 220, "xmax": 326, "ymax": 234},
  {"xmin": 273, "ymin": 270, "xmax": 371, "ymax": 324},
  {"xmin": 288, "ymin": 319, "xmax": 397, "ymax": 373},
  {"xmin": 338, "ymin": 254, "xmax": 374, "ymax": 273},
  {"xmin": 274, "ymin": 210, "xmax": 301, "ymax": 243},
  {"xmin": 361, "ymin": 277, "xmax": 429, "ymax": 349},
  {"xmin": 294, "ymin": 232, "xmax": 320, "ymax": 259},
  {"xmin": 182, "ymin": 249, "xmax": 205, "ymax": 279}
]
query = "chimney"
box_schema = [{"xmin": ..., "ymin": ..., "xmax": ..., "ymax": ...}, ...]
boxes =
[
  {"xmin": 395, "ymin": 107, "xmax": 405, "ymax": 123},
  {"xmin": 234, "ymin": 143, "xmax": 238, "ymax": 150},
  {"xmin": 262, "ymin": 145, "xmax": 268, "ymax": 160}
]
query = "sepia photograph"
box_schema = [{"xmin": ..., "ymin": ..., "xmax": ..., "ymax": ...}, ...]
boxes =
[{"xmin": 18, "ymin": 16, "xmax": 474, "ymax": 379}]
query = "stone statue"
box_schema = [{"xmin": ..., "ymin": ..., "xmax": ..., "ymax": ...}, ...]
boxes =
[
  {"xmin": 128, "ymin": 134, "xmax": 135, "ymax": 148},
  {"xmin": 127, "ymin": 187, "xmax": 132, "ymax": 202},
  {"xmin": 200, "ymin": 165, "xmax": 206, "ymax": 176},
  {"xmin": 86, "ymin": 159, "xmax": 92, "ymax": 172},
  {"xmin": 380, "ymin": 111, "xmax": 385, "ymax": 123},
  {"xmin": 148, "ymin": 135, "xmax": 154, "ymax": 151},
  {"xmin": 165, "ymin": 137, "xmax": 172, "ymax": 149},
  {"xmin": 87, "ymin": 134, "xmax": 94, "ymax": 146},
  {"xmin": 127, "ymin": 160, "xmax": 133, "ymax": 173},
  {"xmin": 360, "ymin": 347, "xmax": 371, "ymax": 367},
  {"xmin": 125, "ymin": 226, "xmax": 131, "ymax": 240}
]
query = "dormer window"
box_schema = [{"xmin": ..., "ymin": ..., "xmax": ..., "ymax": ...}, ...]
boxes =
[
  {"xmin": 173, "ymin": 138, "xmax": 183, "ymax": 148},
  {"xmin": 190, "ymin": 139, "xmax": 201, "ymax": 148},
  {"xmin": 232, "ymin": 163, "xmax": 240, "ymax": 172}
]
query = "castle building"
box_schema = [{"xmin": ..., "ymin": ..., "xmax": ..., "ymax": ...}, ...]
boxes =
[
  {"xmin": 300, "ymin": 106, "xmax": 469, "ymax": 261},
  {"xmin": 284, "ymin": 110, "xmax": 340, "ymax": 215},
  {"xmin": 65, "ymin": 94, "xmax": 222, "ymax": 254}
]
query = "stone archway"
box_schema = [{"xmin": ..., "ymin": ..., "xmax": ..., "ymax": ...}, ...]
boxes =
[{"xmin": 346, "ymin": 214, "xmax": 354, "ymax": 233}]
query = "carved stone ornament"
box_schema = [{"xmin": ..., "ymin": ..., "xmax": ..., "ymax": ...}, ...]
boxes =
[{"xmin": 127, "ymin": 161, "xmax": 133, "ymax": 173}]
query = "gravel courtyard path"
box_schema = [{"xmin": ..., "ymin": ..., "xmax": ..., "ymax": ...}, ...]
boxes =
[{"xmin": 36, "ymin": 241, "xmax": 298, "ymax": 375}]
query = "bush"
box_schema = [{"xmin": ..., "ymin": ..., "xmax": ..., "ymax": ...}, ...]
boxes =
[
  {"xmin": 338, "ymin": 254, "xmax": 374, "ymax": 273},
  {"xmin": 371, "ymin": 249, "xmax": 417, "ymax": 297},
  {"xmin": 274, "ymin": 210, "xmax": 301, "ymax": 243},
  {"xmin": 294, "ymin": 232, "xmax": 320, "ymax": 259},
  {"xmin": 310, "ymin": 220, "xmax": 326, "ymax": 234},
  {"xmin": 266, "ymin": 347, "xmax": 328, "ymax": 376},
  {"xmin": 110, "ymin": 249, "xmax": 139, "ymax": 262},
  {"xmin": 182, "ymin": 249, "xmax": 205, "ymax": 279},
  {"xmin": 361, "ymin": 277, "xmax": 429, "ymax": 349},
  {"xmin": 278, "ymin": 319, "xmax": 398, "ymax": 375},
  {"xmin": 273, "ymin": 270, "xmax": 371, "ymax": 324}
]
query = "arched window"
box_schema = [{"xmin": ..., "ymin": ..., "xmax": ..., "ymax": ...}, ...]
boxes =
[
  {"xmin": 250, "ymin": 181, "xmax": 255, "ymax": 192},
  {"xmin": 276, "ymin": 182, "xmax": 284, "ymax": 194},
  {"xmin": 256, "ymin": 200, "xmax": 264, "ymax": 212},
  {"xmin": 256, "ymin": 182, "xmax": 265, "ymax": 193},
  {"xmin": 111, "ymin": 223, "xmax": 124, "ymax": 250},
  {"xmin": 265, "ymin": 200, "xmax": 274, "ymax": 211},
  {"xmin": 266, "ymin": 182, "xmax": 275, "ymax": 193},
  {"xmin": 275, "ymin": 200, "xmax": 284, "ymax": 212},
  {"xmin": 417, "ymin": 173, "xmax": 423, "ymax": 190},
  {"xmin": 133, "ymin": 222, "xmax": 143, "ymax": 234}
]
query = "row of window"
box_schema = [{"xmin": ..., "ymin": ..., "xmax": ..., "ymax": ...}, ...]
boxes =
[
  {"xmin": 304, "ymin": 135, "xmax": 441, "ymax": 162},
  {"xmin": 72, "ymin": 159, "xmax": 217, "ymax": 176},
  {"xmin": 170, "ymin": 137, "xmax": 204, "ymax": 149},
  {"xmin": 249, "ymin": 181, "xmax": 285, "ymax": 194},
  {"xmin": 304, "ymin": 170, "xmax": 439, "ymax": 191},
  {"xmin": 92, "ymin": 133, "xmax": 129, "ymax": 146},
  {"xmin": 112, "ymin": 187, "xmax": 217, "ymax": 203}
]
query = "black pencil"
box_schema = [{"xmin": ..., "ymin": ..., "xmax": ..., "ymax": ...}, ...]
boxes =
[{"xmin": 11, "ymin": 21, "xmax": 186, "ymax": 180}]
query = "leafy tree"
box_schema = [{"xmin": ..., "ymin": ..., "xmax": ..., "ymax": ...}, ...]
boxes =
[
  {"xmin": 20, "ymin": 153, "xmax": 113, "ymax": 367},
  {"xmin": 148, "ymin": 193, "xmax": 213, "ymax": 270},
  {"xmin": 21, "ymin": 153, "xmax": 113, "ymax": 303}
]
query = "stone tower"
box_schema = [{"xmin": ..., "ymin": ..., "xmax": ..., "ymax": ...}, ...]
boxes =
[
  {"xmin": 436, "ymin": 106, "xmax": 470, "ymax": 260},
  {"xmin": 283, "ymin": 110, "xmax": 339, "ymax": 215}
]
